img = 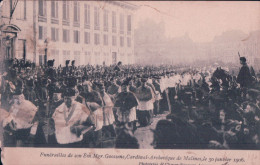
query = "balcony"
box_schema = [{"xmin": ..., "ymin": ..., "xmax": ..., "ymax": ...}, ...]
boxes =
[
  {"xmin": 94, "ymin": 25, "xmax": 100, "ymax": 31},
  {"xmin": 38, "ymin": 16, "xmax": 47, "ymax": 22},
  {"xmin": 51, "ymin": 18, "xmax": 59, "ymax": 24},
  {"xmin": 112, "ymin": 28, "xmax": 116, "ymax": 33},
  {"xmin": 104, "ymin": 27, "xmax": 108, "ymax": 32},
  {"xmin": 62, "ymin": 20, "xmax": 70, "ymax": 26},
  {"xmin": 84, "ymin": 24, "xmax": 90, "ymax": 29},
  {"xmin": 73, "ymin": 22, "xmax": 80, "ymax": 28}
]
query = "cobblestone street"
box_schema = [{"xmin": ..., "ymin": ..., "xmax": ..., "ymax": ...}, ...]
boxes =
[{"xmin": 134, "ymin": 112, "xmax": 169, "ymax": 149}]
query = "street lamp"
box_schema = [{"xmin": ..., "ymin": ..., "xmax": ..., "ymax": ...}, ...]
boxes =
[{"xmin": 44, "ymin": 39, "xmax": 48, "ymax": 66}]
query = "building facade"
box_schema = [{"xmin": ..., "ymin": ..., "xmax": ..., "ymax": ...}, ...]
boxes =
[{"xmin": 0, "ymin": 0, "xmax": 137, "ymax": 67}]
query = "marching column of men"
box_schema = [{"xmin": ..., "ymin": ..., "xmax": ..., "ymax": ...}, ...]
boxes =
[
  {"xmin": 0, "ymin": 56, "xmax": 259, "ymax": 149},
  {"xmin": 0, "ymin": 59, "xmax": 167, "ymax": 147}
]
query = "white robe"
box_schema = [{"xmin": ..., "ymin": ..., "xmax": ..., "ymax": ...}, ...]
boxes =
[
  {"xmin": 3, "ymin": 94, "xmax": 38, "ymax": 131},
  {"xmin": 101, "ymin": 93, "xmax": 115, "ymax": 126},
  {"xmin": 52, "ymin": 101, "xmax": 90, "ymax": 144}
]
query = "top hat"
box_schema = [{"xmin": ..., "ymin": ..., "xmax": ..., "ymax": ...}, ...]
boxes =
[
  {"xmin": 65, "ymin": 60, "xmax": 70, "ymax": 65},
  {"xmin": 47, "ymin": 60, "xmax": 55, "ymax": 67},
  {"xmin": 240, "ymin": 57, "xmax": 246, "ymax": 63}
]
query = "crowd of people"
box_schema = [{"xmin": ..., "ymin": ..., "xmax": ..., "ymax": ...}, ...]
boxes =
[{"xmin": 0, "ymin": 56, "xmax": 259, "ymax": 149}]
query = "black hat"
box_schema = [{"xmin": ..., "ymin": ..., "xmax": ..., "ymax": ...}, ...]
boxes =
[
  {"xmin": 141, "ymin": 75, "xmax": 148, "ymax": 82},
  {"xmin": 66, "ymin": 60, "xmax": 70, "ymax": 65},
  {"xmin": 63, "ymin": 88, "xmax": 76, "ymax": 97},
  {"xmin": 47, "ymin": 60, "xmax": 55, "ymax": 67},
  {"xmin": 240, "ymin": 57, "xmax": 246, "ymax": 62},
  {"xmin": 41, "ymin": 78, "xmax": 48, "ymax": 85},
  {"xmin": 122, "ymin": 78, "xmax": 131, "ymax": 86},
  {"xmin": 72, "ymin": 60, "xmax": 75, "ymax": 65},
  {"xmin": 153, "ymin": 76, "xmax": 161, "ymax": 80}
]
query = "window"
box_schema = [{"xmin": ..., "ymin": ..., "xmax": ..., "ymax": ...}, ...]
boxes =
[
  {"xmin": 84, "ymin": 4, "xmax": 90, "ymax": 28},
  {"xmin": 39, "ymin": 26, "xmax": 47, "ymax": 40},
  {"xmin": 51, "ymin": 49, "xmax": 59, "ymax": 66},
  {"xmin": 94, "ymin": 52, "xmax": 101, "ymax": 65},
  {"xmin": 63, "ymin": 1, "xmax": 69, "ymax": 20},
  {"xmin": 55, "ymin": 50, "xmax": 59, "ymax": 66},
  {"xmin": 127, "ymin": 15, "xmax": 131, "ymax": 34},
  {"xmin": 74, "ymin": 51, "xmax": 81, "ymax": 66},
  {"xmin": 84, "ymin": 32, "xmax": 90, "ymax": 44},
  {"xmin": 112, "ymin": 11, "xmax": 116, "ymax": 33},
  {"xmin": 112, "ymin": 36, "xmax": 117, "ymax": 46},
  {"xmin": 74, "ymin": 1, "xmax": 80, "ymax": 22},
  {"xmin": 103, "ymin": 10, "xmax": 108, "ymax": 31},
  {"xmin": 103, "ymin": 53, "xmax": 109, "ymax": 64},
  {"xmin": 62, "ymin": 29, "xmax": 70, "ymax": 43},
  {"xmin": 51, "ymin": 28, "xmax": 59, "ymax": 42},
  {"xmin": 38, "ymin": 0, "xmax": 46, "ymax": 17},
  {"xmin": 85, "ymin": 51, "xmax": 91, "ymax": 64},
  {"xmin": 39, "ymin": 55, "xmax": 44, "ymax": 65},
  {"xmin": 94, "ymin": 33, "xmax": 100, "ymax": 45},
  {"xmin": 103, "ymin": 34, "xmax": 108, "ymax": 46},
  {"xmin": 120, "ymin": 14, "xmax": 124, "ymax": 34},
  {"xmin": 51, "ymin": 1, "xmax": 58, "ymax": 18},
  {"xmin": 74, "ymin": 30, "xmax": 80, "ymax": 43},
  {"xmin": 17, "ymin": 39, "xmax": 26, "ymax": 59},
  {"xmin": 127, "ymin": 37, "xmax": 131, "ymax": 47},
  {"xmin": 94, "ymin": 7, "xmax": 100, "ymax": 30},
  {"xmin": 120, "ymin": 36, "xmax": 124, "ymax": 47},
  {"xmin": 63, "ymin": 50, "xmax": 70, "ymax": 65},
  {"xmin": 39, "ymin": 26, "xmax": 43, "ymax": 40},
  {"xmin": 17, "ymin": 0, "xmax": 26, "ymax": 20}
]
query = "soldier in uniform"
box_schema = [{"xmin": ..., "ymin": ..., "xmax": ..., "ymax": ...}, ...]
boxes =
[
  {"xmin": 70, "ymin": 60, "xmax": 77, "ymax": 75},
  {"xmin": 62, "ymin": 60, "xmax": 70, "ymax": 76},
  {"xmin": 114, "ymin": 61, "xmax": 122, "ymax": 71}
]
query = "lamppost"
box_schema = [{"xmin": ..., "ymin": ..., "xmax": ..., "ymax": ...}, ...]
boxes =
[{"xmin": 44, "ymin": 39, "xmax": 48, "ymax": 67}]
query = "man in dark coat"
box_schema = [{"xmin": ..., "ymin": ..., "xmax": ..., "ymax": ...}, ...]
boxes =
[
  {"xmin": 237, "ymin": 57, "xmax": 253, "ymax": 88},
  {"xmin": 237, "ymin": 57, "xmax": 253, "ymax": 98},
  {"xmin": 46, "ymin": 60, "xmax": 56, "ymax": 81}
]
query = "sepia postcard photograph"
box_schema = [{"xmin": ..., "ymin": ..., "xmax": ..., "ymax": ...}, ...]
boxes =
[{"xmin": 0, "ymin": 0, "xmax": 259, "ymax": 164}]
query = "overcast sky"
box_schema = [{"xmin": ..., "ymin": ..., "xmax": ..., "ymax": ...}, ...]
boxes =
[{"xmin": 133, "ymin": 1, "xmax": 260, "ymax": 43}]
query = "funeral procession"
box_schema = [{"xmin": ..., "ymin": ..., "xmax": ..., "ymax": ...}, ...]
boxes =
[{"xmin": 0, "ymin": 0, "xmax": 260, "ymax": 150}]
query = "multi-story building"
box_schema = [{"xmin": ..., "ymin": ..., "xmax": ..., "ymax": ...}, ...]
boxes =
[{"xmin": 0, "ymin": 0, "xmax": 138, "ymax": 67}]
